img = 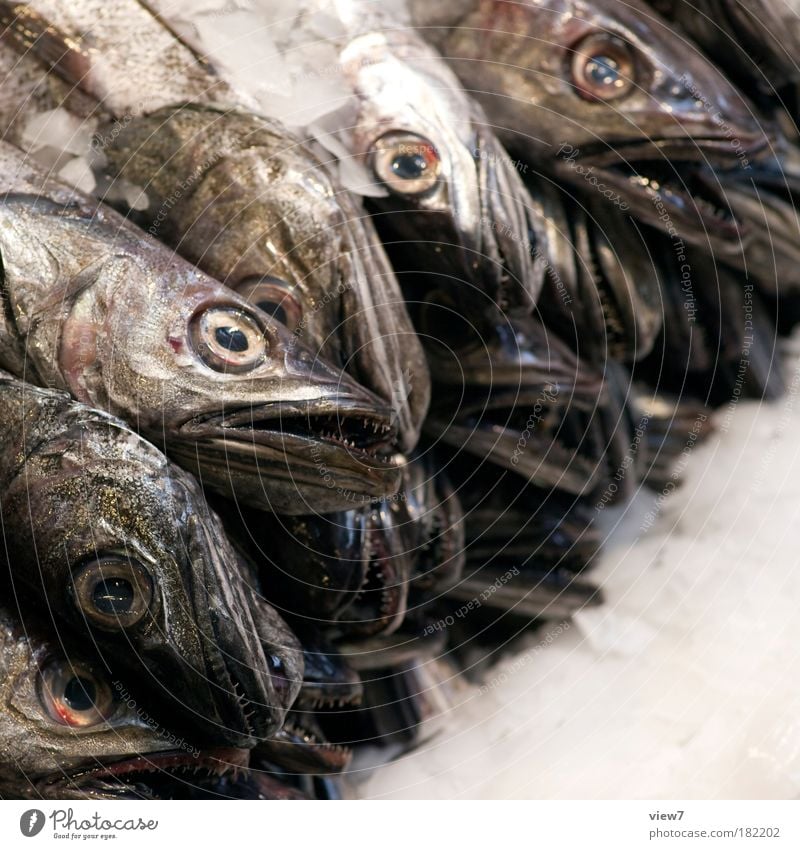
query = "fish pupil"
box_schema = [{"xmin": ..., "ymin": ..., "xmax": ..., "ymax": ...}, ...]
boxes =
[
  {"xmin": 586, "ymin": 55, "xmax": 622, "ymax": 87},
  {"xmin": 92, "ymin": 577, "xmax": 134, "ymax": 615},
  {"xmin": 214, "ymin": 325, "xmax": 249, "ymax": 353},
  {"xmin": 63, "ymin": 676, "xmax": 96, "ymax": 712},
  {"xmin": 392, "ymin": 153, "xmax": 427, "ymax": 180},
  {"xmin": 259, "ymin": 301, "xmax": 288, "ymax": 325}
]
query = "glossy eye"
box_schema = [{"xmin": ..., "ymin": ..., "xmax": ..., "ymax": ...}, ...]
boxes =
[
  {"xmin": 190, "ymin": 306, "xmax": 268, "ymax": 373},
  {"xmin": 235, "ymin": 277, "xmax": 303, "ymax": 331},
  {"xmin": 71, "ymin": 556, "xmax": 154, "ymax": 631},
  {"xmin": 39, "ymin": 660, "xmax": 115, "ymax": 728},
  {"xmin": 571, "ymin": 34, "xmax": 636, "ymax": 101},
  {"xmin": 371, "ymin": 132, "xmax": 441, "ymax": 196}
]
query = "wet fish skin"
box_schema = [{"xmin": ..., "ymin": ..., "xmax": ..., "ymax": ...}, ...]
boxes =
[
  {"xmin": 97, "ymin": 104, "xmax": 429, "ymax": 452},
  {"xmin": 0, "ymin": 370, "xmax": 304, "ymax": 747},
  {"xmin": 646, "ymin": 0, "xmax": 800, "ymax": 97},
  {"xmin": 0, "ymin": 601, "xmax": 191, "ymax": 798},
  {"xmin": 0, "ymin": 141, "xmax": 402, "ymax": 514},
  {"xmin": 408, "ymin": 0, "xmax": 771, "ymax": 251},
  {"xmin": 326, "ymin": 15, "xmax": 549, "ymax": 315}
]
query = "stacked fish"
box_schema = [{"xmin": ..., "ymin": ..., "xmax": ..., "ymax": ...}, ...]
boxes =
[{"xmin": 0, "ymin": 0, "xmax": 794, "ymax": 799}]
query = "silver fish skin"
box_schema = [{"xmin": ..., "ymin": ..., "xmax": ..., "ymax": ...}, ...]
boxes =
[
  {"xmin": 0, "ymin": 0, "xmax": 233, "ymax": 116},
  {"xmin": 0, "ymin": 370, "xmax": 305, "ymax": 746},
  {"xmin": 0, "ymin": 142, "xmax": 403, "ymax": 514},
  {"xmin": 0, "ymin": 602, "xmax": 186, "ymax": 798},
  {"xmin": 0, "ymin": 1, "xmax": 429, "ymax": 454},
  {"xmin": 407, "ymin": 0, "xmax": 772, "ymax": 255},
  {"xmin": 303, "ymin": 0, "xmax": 550, "ymax": 314},
  {"xmin": 96, "ymin": 105, "xmax": 430, "ymax": 453}
]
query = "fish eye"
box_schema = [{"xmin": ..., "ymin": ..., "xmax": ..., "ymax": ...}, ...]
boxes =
[
  {"xmin": 190, "ymin": 306, "xmax": 268, "ymax": 373},
  {"xmin": 235, "ymin": 276, "xmax": 303, "ymax": 331},
  {"xmin": 71, "ymin": 556, "xmax": 154, "ymax": 631},
  {"xmin": 39, "ymin": 660, "xmax": 115, "ymax": 728},
  {"xmin": 571, "ymin": 34, "xmax": 636, "ymax": 101},
  {"xmin": 371, "ymin": 131, "xmax": 441, "ymax": 196}
]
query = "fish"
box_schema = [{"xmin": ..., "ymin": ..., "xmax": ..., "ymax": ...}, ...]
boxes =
[
  {"xmin": 285, "ymin": 1, "xmax": 551, "ymax": 315},
  {"xmin": 635, "ymin": 239, "xmax": 785, "ymax": 404},
  {"xmin": 536, "ymin": 189, "xmax": 664, "ymax": 365},
  {"xmin": 397, "ymin": 453, "xmax": 465, "ymax": 595},
  {"xmin": 706, "ymin": 158, "xmax": 800, "ymax": 298},
  {"xmin": 233, "ymin": 498, "xmax": 413, "ymax": 638},
  {"xmin": 0, "ymin": 370, "xmax": 304, "ymax": 746},
  {"xmin": 423, "ymin": 309, "xmax": 617, "ymax": 495},
  {"xmin": 0, "ymin": 1, "xmax": 429, "ymax": 453},
  {"xmin": 96, "ymin": 105, "xmax": 429, "ymax": 453},
  {"xmin": 407, "ymin": 0, "xmax": 771, "ymax": 255},
  {"xmin": 254, "ymin": 640, "xmax": 362, "ymax": 776},
  {"xmin": 0, "ymin": 141, "xmax": 403, "ymax": 514},
  {"xmin": 0, "ymin": 0, "xmax": 231, "ymax": 116},
  {"xmin": 0, "ymin": 601, "xmax": 250, "ymax": 800},
  {"xmin": 645, "ymin": 0, "xmax": 800, "ymax": 98}
]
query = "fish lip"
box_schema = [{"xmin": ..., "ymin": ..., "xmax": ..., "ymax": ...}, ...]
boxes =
[
  {"xmin": 183, "ymin": 399, "xmax": 399, "ymax": 463},
  {"xmin": 336, "ymin": 510, "xmax": 411, "ymax": 637},
  {"xmin": 259, "ymin": 716, "xmax": 352, "ymax": 774},
  {"xmin": 426, "ymin": 404, "xmax": 606, "ymax": 496},
  {"xmin": 187, "ymin": 519, "xmax": 274, "ymax": 743},
  {"xmin": 569, "ymin": 153, "xmax": 747, "ymax": 243},
  {"xmin": 579, "ymin": 133, "xmax": 770, "ymax": 167},
  {"xmin": 45, "ymin": 748, "xmax": 249, "ymax": 795}
]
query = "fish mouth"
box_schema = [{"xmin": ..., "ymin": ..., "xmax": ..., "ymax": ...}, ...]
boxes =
[
  {"xmin": 336, "ymin": 515, "xmax": 411, "ymax": 637},
  {"xmin": 257, "ymin": 715, "xmax": 353, "ymax": 774},
  {"xmin": 294, "ymin": 659, "xmax": 364, "ymax": 711},
  {"xmin": 177, "ymin": 400, "xmax": 403, "ymax": 512},
  {"xmin": 38, "ymin": 748, "xmax": 249, "ymax": 800},
  {"xmin": 574, "ymin": 142, "xmax": 755, "ymax": 246},
  {"xmin": 427, "ymin": 386, "xmax": 608, "ymax": 495},
  {"xmin": 186, "ymin": 516, "xmax": 294, "ymax": 745},
  {"xmin": 189, "ymin": 402, "xmax": 397, "ymax": 460}
]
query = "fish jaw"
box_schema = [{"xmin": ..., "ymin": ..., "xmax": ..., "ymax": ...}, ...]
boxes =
[
  {"xmin": 182, "ymin": 514, "xmax": 304, "ymax": 744},
  {"xmin": 33, "ymin": 748, "xmax": 250, "ymax": 800},
  {"xmin": 175, "ymin": 394, "xmax": 403, "ymax": 515}
]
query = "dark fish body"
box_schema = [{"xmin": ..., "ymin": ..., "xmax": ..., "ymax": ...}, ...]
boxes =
[{"xmin": 0, "ymin": 371, "xmax": 303, "ymax": 746}]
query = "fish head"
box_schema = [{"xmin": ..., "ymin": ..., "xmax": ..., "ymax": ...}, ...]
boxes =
[
  {"xmin": 0, "ymin": 611, "xmax": 177, "ymax": 784},
  {"xmin": 534, "ymin": 0, "xmax": 769, "ymax": 239},
  {"xmin": 0, "ymin": 608, "xmax": 251, "ymax": 799},
  {"xmin": 52, "ymin": 247, "xmax": 404, "ymax": 514},
  {"xmin": 335, "ymin": 500, "xmax": 413, "ymax": 638},
  {"xmin": 0, "ymin": 175, "xmax": 404, "ymax": 515},
  {"xmin": 399, "ymin": 457, "xmax": 465, "ymax": 593},
  {"xmin": 424, "ymin": 312, "xmax": 612, "ymax": 494},
  {"xmin": 341, "ymin": 32, "xmax": 545, "ymax": 314},
  {"xmin": 254, "ymin": 510, "xmax": 370, "ymax": 622},
  {"xmin": 2, "ymin": 412, "xmax": 302, "ymax": 746},
  {"xmin": 99, "ymin": 106, "xmax": 430, "ymax": 453}
]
